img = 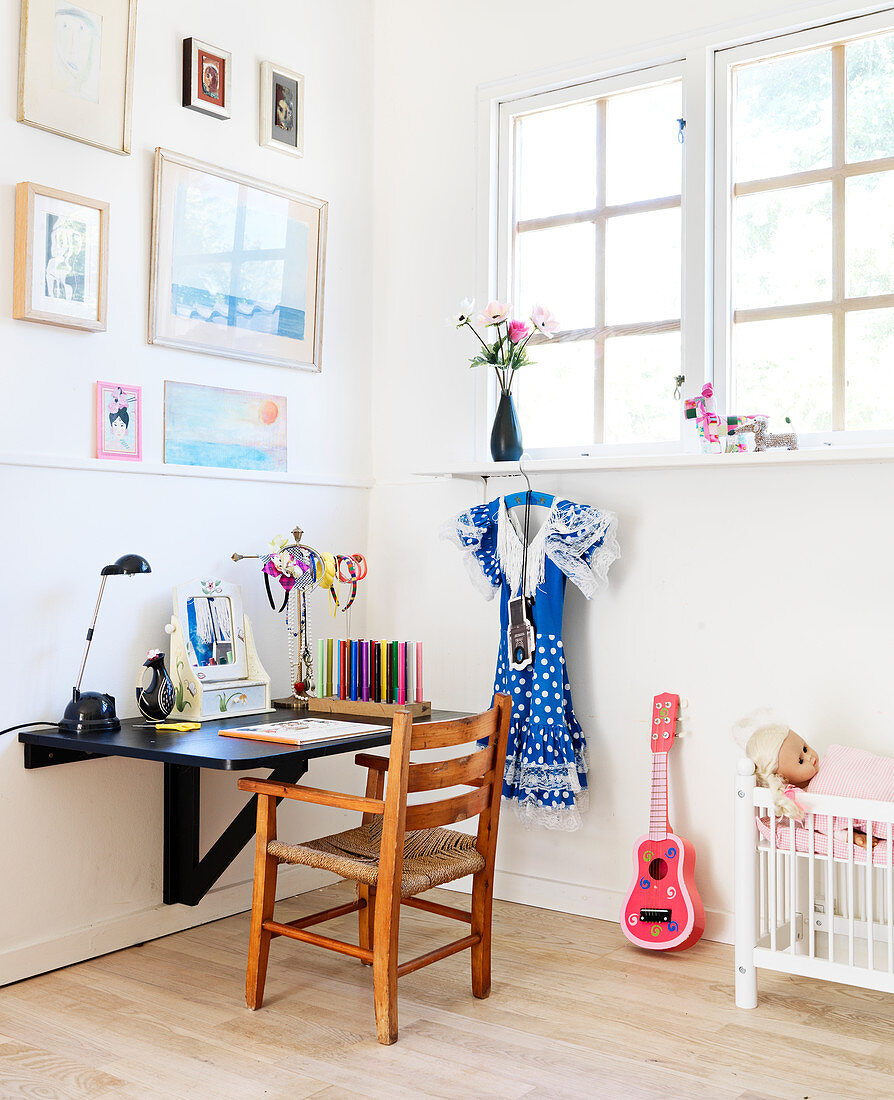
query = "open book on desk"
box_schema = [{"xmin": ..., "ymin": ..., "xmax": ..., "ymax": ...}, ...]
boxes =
[{"xmin": 219, "ymin": 718, "xmax": 388, "ymax": 746}]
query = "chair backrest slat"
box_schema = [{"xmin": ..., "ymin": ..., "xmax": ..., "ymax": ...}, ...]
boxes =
[
  {"xmin": 406, "ymin": 744, "xmax": 494, "ymax": 793},
  {"xmin": 404, "ymin": 782, "xmax": 492, "ymax": 831},
  {"xmin": 410, "ymin": 710, "xmax": 498, "ymax": 751}
]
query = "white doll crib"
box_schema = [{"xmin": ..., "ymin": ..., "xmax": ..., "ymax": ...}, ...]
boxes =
[{"xmin": 735, "ymin": 758, "xmax": 894, "ymax": 1007}]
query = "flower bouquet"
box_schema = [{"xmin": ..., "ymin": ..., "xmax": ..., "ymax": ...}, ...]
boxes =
[
  {"xmin": 456, "ymin": 299, "xmax": 558, "ymax": 460},
  {"xmin": 456, "ymin": 299, "xmax": 559, "ymax": 396}
]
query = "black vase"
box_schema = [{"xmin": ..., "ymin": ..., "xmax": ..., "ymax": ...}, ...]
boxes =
[
  {"xmin": 490, "ymin": 393, "xmax": 523, "ymax": 462},
  {"xmin": 136, "ymin": 651, "xmax": 176, "ymax": 722}
]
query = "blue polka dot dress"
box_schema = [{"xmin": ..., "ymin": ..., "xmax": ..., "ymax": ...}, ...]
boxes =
[{"xmin": 442, "ymin": 497, "xmax": 619, "ymax": 830}]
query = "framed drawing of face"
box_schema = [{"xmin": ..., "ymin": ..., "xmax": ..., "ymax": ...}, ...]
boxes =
[
  {"xmin": 182, "ymin": 37, "xmax": 231, "ymax": 119},
  {"xmin": 17, "ymin": 0, "xmax": 138, "ymax": 155},
  {"xmin": 96, "ymin": 381, "xmax": 142, "ymax": 460},
  {"xmin": 149, "ymin": 148, "xmax": 327, "ymax": 371},
  {"xmin": 14, "ymin": 181, "xmax": 109, "ymax": 331},
  {"xmin": 260, "ymin": 61, "xmax": 304, "ymax": 158}
]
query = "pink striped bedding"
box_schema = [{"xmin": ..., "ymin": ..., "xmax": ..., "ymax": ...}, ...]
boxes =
[{"xmin": 755, "ymin": 815, "xmax": 894, "ymax": 866}]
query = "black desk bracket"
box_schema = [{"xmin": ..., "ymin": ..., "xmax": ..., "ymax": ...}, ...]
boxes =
[
  {"xmin": 163, "ymin": 761, "xmax": 308, "ymax": 906},
  {"xmin": 24, "ymin": 743, "xmax": 102, "ymax": 768}
]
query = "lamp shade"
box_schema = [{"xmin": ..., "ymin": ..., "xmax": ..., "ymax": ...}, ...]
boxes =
[{"xmin": 101, "ymin": 554, "xmax": 152, "ymax": 576}]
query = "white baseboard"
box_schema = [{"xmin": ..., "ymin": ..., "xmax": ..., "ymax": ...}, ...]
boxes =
[
  {"xmin": 0, "ymin": 866, "xmax": 335, "ymax": 988},
  {"xmin": 446, "ymin": 868, "xmax": 735, "ymax": 946},
  {"xmin": 2, "ymin": 865, "xmax": 735, "ymax": 988}
]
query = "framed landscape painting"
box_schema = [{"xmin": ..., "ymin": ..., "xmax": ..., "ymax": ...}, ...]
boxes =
[
  {"xmin": 260, "ymin": 61, "xmax": 304, "ymax": 157},
  {"xmin": 164, "ymin": 381, "xmax": 287, "ymax": 472},
  {"xmin": 14, "ymin": 181, "xmax": 108, "ymax": 331},
  {"xmin": 149, "ymin": 148, "xmax": 327, "ymax": 371},
  {"xmin": 17, "ymin": 0, "xmax": 137, "ymax": 155}
]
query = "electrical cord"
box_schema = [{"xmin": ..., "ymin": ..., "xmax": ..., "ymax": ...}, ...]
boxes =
[{"xmin": 0, "ymin": 721, "xmax": 58, "ymax": 736}]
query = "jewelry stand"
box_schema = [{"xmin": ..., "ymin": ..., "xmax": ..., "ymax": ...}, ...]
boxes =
[{"xmin": 234, "ymin": 522, "xmax": 430, "ymax": 717}]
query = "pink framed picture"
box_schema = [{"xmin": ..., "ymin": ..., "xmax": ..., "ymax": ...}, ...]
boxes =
[{"xmin": 96, "ymin": 381, "xmax": 142, "ymax": 461}]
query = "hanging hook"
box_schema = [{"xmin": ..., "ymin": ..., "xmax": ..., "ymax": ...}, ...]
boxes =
[{"xmin": 518, "ymin": 450, "xmax": 533, "ymax": 496}]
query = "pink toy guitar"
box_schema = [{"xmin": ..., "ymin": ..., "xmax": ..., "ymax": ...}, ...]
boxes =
[{"xmin": 621, "ymin": 693, "xmax": 705, "ymax": 951}]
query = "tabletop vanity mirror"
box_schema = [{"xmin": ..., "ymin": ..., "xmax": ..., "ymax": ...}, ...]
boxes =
[{"xmin": 167, "ymin": 578, "xmax": 272, "ymax": 721}]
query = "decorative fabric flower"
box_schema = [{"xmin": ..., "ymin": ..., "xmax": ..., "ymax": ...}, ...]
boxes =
[
  {"xmin": 456, "ymin": 297, "xmax": 475, "ymax": 325},
  {"xmin": 508, "ymin": 320, "xmax": 532, "ymax": 343},
  {"xmin": 478, "ymin": 300, "xmax": 512, "ymax": 326},
  {"xmin": 531, "ymin": 305, "xmax": 559, "ymax": 338}
]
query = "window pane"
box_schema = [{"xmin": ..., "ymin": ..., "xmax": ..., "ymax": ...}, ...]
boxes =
[
  {"xmin": 733, "ymin": 51, "xmax": 832, "ymax": 181},
  {"xmin": 846, "ymin": 309, "xmax": 894, "ymax": 429},
  {"xmin": 733, "ymin": 315, "xmax": 832, "ymax": 432},
  {"xmin": 512, "ymin": 341, "xmax": 595, "ymax": 448},
  {"xmin": 605, "ymin": 207, "xmax": 680, "ymax": 324},
  {"xmin": 516, "ymin": 103, "xmax": 598, "ymax": 221},
  {"xmin": 603, "ymin": 332, "xmax": 680, "ymax": 444},
  {"xmin": 732, "ymin": 183, "xmax": 831, "ymax": 310},
  {"xmin": 846, "ymin": 173, "xmax": 894, "ymax": 298},
  {"xmin": 847, "ymin": 34, "xmax": 894, "ymax": 162},
  {"xmin": 516, "ymin": 224, "xmax": 595, "ymax": 330},
  {"xmin": 605, "ymin": 82, "xmax": 682, "ymax": 205}
]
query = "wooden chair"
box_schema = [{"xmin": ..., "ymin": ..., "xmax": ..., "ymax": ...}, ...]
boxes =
[{"xmin": 236, "ymin": 695, "xmax": 512, "ymax": 1045}]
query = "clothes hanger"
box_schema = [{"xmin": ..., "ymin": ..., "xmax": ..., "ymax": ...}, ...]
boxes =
[{"xmin": 504, "ymin": 452, "xmax": 555, "ymax": 509}]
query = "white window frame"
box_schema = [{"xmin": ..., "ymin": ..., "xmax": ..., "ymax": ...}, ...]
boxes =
[
  {"xmin": 476, "ymin": 1, "xmax": 894, "ymax": 465},
  {"xmin": 489, "ymin": 61, "xmax": 688, "ymax": 460},
  {"xmin": 714, "ymin": 6, "xmax": 894, "ymax": 448}
]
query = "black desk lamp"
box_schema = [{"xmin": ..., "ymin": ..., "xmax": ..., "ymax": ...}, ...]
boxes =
[{"xmin": 60, "ymin": 554, "xmax": 152, "ymax": 734}]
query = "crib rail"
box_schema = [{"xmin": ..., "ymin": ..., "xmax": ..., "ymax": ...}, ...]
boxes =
[{"xmin": 736, "ymin": 759, "xmax": 894, "ymax": 1009}]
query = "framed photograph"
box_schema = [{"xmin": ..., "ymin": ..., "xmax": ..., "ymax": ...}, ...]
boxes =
[
  {"xmin": 97, "ymin": 381, "xmax": 142, "ymax": 460},
  {"xmin": 17, "ymin": 0, "xmax": 137, "ymax": 155},
  {"xmin": 182, "ymin": 37, "xmax": 230, "ymax": 119},
  {"xmin": 260, "ymin": 61, "xmax": 304, "ymax": 157},
  {"xmin": 14, "ymin": 181, "xmax": 109, "ymax": 331},
  {"xmin": 164, "ymin": 381, "xmax": 287, "ymax": 473},
  {"xmin": 149, "ymin": 148, "xmax": 327, "ymax": 371}
]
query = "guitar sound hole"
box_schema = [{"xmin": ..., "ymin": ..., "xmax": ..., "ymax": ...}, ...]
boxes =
[{"xmin": 649, "ymin": 857, "xmax": 668, "ymax": 880}]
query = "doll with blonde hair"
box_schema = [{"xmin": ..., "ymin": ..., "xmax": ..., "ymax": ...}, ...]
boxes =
[{"xmin": 745, "ymin": 723, "xmax": 819, "ymax": 821}]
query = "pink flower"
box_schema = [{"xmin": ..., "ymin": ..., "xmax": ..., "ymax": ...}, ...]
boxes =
[
  {"xmin": 508, "ymin": 320, "xmax": 532, "ymax": 343},
  {"xmin": 531, "ymin": 305, "xmax": 559, "ymax": 338},
  {"xmin": 477, "ymin": 300, "xmax": 511, "ymax": 325}
]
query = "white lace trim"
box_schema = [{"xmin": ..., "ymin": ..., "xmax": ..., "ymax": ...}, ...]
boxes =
[
  {"xmin": 497, "ymin": 499, "xmax": 549, "ymax": 597},
  {"xmin": 439, "ymin": 514, "xmax": 497, "ymax": 601},
  {"xmin": 503, "ymin": 753, "xmax": 588, "ymax": 795},
  {"xmin": 509, "ymin": 790, "xmax": 589, "ymax": 831},
  {"xmin": 544, "ymin": 505, "xmax": 620, "ymax": 600}
]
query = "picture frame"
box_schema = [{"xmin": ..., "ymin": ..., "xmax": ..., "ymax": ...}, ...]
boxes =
[
  {"xmin": 14, "ymin": 181, "xmax": 109, "ymax": 331},
  {"xmin": 259, "ymin": 61, "xmax": 304, "ymax": 157},
  {"xmin": 164, "ymin": 381, "xmax": 287, "ymax": 472},
  {"xmin": 149, "ymin": 148, "xmax": 328, "ymax": 371},
  {"xmin": 17, "ymin": 0, "xmax": 137, "ymax": 156},
  {"xmin": 96, "ymin": 381, "xmax": 142, "ymax": 461},
  {"xmin": 182, "ymin": 37, "xmax": 231, "ymax": 119}
]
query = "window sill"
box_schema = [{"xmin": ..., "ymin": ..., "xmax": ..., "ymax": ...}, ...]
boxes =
[{"xmin": 415, "ymin": 444, "xmax": 894, "ymax": 479}]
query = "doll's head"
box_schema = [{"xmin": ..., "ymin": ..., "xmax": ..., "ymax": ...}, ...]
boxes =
[{"xmin": 746, "ymin": 723, "xmax": 820, "ymax": 819}]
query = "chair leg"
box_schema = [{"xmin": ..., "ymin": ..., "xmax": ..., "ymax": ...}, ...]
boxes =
[
  {"xmin": 470, "ymin": 868, "xmax": 493, "ymax": 999},
  {"xmin": 358, "ymin": 883, "xmax": 375, "ymax": 965},
  {"xmin": 372, "ymin": 884, "xmax": 400, "ymax": 1044},
  {"xmin": 246, "ymin": 796, "xmax": 278, "ymax": 1010}
]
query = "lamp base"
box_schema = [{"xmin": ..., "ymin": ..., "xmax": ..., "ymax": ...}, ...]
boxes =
[{"xmin": 59, "ymin": 688, "xmax": 121, "ymax": 735}]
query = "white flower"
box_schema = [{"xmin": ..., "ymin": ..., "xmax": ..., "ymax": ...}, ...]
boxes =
[
  {"xmin": 531, "ymin": 305, "xmax": 559, "ymax": 338},
  {"xmin": 477, "ymin": 300, "xmax": 512, "ymax": 326}
]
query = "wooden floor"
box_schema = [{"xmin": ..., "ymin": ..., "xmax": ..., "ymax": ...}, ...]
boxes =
[{"xmin": 2, "ymin": 883, "xmax": 893, "ymax": 1099}]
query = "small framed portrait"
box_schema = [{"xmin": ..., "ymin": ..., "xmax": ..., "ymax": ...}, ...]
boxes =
[
  {"xmin": 182, "ymin": 37, "xmax": 230, "ymax": 119},
  {"xmin": 17, "ymin": 0, "xmax": 138, "ymax": 155},
  {"xmin": 14, "ymin": 181, "xmax": 109, "ymax": 331},
  {"xmin": 97, "ymin": 382, "xmax": 142, "ymax": 461},
  {"xmin": 260, "ymin": 61, "xmax": 304, "ymax": 157}
]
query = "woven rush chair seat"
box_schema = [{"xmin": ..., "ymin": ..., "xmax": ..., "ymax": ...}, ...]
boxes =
[{"xmin": 268, "ymin": 822, "xmax": 486, "ymax": 897}]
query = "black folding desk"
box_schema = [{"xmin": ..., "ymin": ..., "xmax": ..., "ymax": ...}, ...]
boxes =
[{"xmin": 19, "ymin": 707, "xmax": 460, "ymax": 907}]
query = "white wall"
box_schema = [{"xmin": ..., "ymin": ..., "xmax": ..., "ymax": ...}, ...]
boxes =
[
  {"xmin": 0, "ymin": 0, "xmax": 374, "ymax": 983},
  {"xmin": 367, "ymin": 0, "xmax": 894, "ymax": 941}
]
